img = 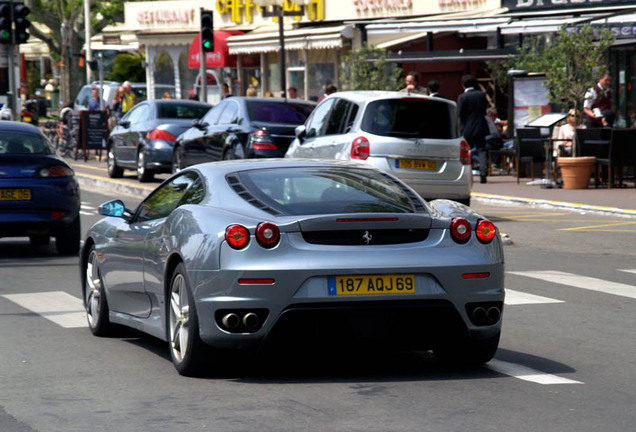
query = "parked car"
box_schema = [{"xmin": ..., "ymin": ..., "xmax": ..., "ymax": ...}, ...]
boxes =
[
  {"xmin": 107, "ymin": 99, "xmax": 211, "ymax": 181},
  {"xmin": 172, "ymin": 97, "xmax": 315, "ymax": 171},
  {"xmin": 286, "ymin": 91, "xmax": 473, "ymax": 205},
  {"xmin": 74, "ymin": 81, "xmax": 177, "ymax": 112},
  {"xmin": 0, "ymin": 121, "xmax": 81, "ymax": 254},
  {"xmin": 81, "ymin": 159, "xmax": 504, "ymax": 376}
]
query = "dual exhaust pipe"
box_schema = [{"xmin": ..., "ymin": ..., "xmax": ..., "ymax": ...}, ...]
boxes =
[
  {"xmin": 222, "ymin": 312, "xmax": 260, "ymax": 330},
  {"xmin": 217, "ymin": 309, "xmax": 268, "ymax": 333},
  {"xmin": 468, "ymin": 304, "xmax": 502, "ymax": 326}
]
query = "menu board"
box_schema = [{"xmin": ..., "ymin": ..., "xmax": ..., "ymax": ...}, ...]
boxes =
[{"xmin": 80, "ymin": 110, "xmax": 108, "ymax": 150}]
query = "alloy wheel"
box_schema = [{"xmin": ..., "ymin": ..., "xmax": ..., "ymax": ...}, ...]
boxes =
[
  {"xmin": 169, "ymin": 273, "xmax": 190, "ymax": 364},
  {"xmin": 85, "ymin": 249, "xmax": 103, "ymax": 329}
]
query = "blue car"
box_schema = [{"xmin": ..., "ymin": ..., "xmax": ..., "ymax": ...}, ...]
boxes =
[{"xmin": 0, "ymin": 121, "xmax": 81, "ymax": 254}]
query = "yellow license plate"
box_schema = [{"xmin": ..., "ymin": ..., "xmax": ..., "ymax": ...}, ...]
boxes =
[
  {"xmin": 328, "ymin": 274, "xmax": 415, "ymax": 296},
  {"xmin": 397, "ymin": 159, "xmax": 437, "ymax": 170},
  {"xmin": 0, "ymin": 188, "xmax": 31, "ymax": 201}
]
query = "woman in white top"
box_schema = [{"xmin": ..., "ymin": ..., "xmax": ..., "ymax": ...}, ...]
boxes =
[{"xmin": 555, "ymin": 109, "xmax": 585, "ymax": 156}]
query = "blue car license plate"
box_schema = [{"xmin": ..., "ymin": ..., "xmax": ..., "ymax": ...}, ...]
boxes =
[{"xmin": 0, "ymin": 188, "xmax": 31, "ymax": 201}]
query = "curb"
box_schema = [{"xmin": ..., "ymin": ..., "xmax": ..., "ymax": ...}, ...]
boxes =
[
  {"xmin": 71, "ymin": 167, "xmax": 636, "ymax": 218},
  {"xmin": 472, "ymin": 192, "xmax": 636, "ymax": 218}
]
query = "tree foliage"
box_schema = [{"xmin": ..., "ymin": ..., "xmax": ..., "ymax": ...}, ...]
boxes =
[
  {"xmin": 340, "ymin": 45, "xmax": 402, "ymax": 91},
  {"xmin": 25, "ymin": 0, "xmax": 129, "ymax": 101},
  {"xmin": 486, "ymin": 25, "xmax": 615, "ymax": 111},
  {"xmin": 106, "ymin": 52, "xmax": 145, "ymax": 82}
]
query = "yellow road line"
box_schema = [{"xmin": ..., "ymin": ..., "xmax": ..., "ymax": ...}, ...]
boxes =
[
  {"xmin": 71, "ymin": 163, "xmax": 107, "ymax": 172},
  {"xmin": 558, "ymin": 221, "xmax": 636, "ymax": 231}
]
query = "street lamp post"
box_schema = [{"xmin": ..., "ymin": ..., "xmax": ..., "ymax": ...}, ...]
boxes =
[{"xmin": 254, "ymin": 1, "xmax": 305, "ymax": 99}]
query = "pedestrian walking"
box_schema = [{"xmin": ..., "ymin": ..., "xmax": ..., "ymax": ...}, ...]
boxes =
[
  {"xmin": 427, "ymin": 80, "xmax": 440, "ymax": 97},
  {"xmin": 120, "ymin": 81, "xmax": 137, "ymax": 116},
  {"xmin": 457, "ymin": 74, "xmax": 489, "ymax": 184},
  {"xmin": 317, "ymin": 84, "xmax": 337, "ymax": 103}
]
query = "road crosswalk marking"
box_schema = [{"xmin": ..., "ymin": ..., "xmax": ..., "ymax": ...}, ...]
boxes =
[
  {"xmin": 508, "ymin": 270, "xmax": 636, "ymax": 300},
  {"xmin": 80, "ymin": 201, "xmax": 97, "ymax": 216},
  {"xmin": 1, "ymin": 290, "xmax": 585, "ymax": 385},
  {"xmin": 1, "ymin": 291, "xmax": 86, "ymax": 328},
  {"xmin": 619, "ymin": 269, "xmax": 636, "ymax": 275},
  {"xmin": 504, "ymin": 289, "xmax": 564, "ymax": 305},
  {"xmin": 487, "ymin": 359, "xmax": 583, "ymax": 385}
]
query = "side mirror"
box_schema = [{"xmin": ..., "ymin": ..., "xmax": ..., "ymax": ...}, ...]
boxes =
[
  {"xmin": 99, "ymin": 200, "xmax": 130, "ymax": 220},
  {"xmin": 295, "ymin": 125, "xmax": 306, "ymax": 140}
]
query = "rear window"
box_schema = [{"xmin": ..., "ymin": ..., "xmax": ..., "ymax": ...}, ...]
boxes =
[
  {"xmin": 361, "ymin": 98, "xmax": 459, "ymax": 139},
  {"xmin": 234, "ymin": 166, "xmax": 415, "ymax": 215},
  {"xmin": 246, "ymin": 101, "xmax": 314, "ymax": 124},
  {"xmin": 158, "ymin": 103, "xmax": 210, "ymax": 119},
  {"xmin": 0, "ymin": 133, "xmax": 52, "ymax": 155}
]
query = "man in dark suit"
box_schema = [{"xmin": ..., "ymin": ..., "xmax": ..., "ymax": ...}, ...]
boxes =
[{"xmin": 457, "ymin": 74, "xmax": 489, "ymax": 184}]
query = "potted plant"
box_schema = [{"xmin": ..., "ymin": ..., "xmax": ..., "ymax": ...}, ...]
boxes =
[{"xmin": 490, "ymin": 26, "xmax": 615, "ymax": 188}]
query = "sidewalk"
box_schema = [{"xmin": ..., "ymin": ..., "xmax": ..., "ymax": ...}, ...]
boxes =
[{"xmin": 68, "ymin": 156, "xmax": 636, "ymax": 218}]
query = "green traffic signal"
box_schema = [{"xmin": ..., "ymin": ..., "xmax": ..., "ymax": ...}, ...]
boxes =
[
  {"xmin": 0, "ymin": 2, "xmax": 11, "ymax": 45},
  {"xmin": 200, "ymin": 9, "xmax": 214, "ymax": 53},
  {"xmin": 13, "ymin": 2, "xmax": 30, "ymax": 44}
]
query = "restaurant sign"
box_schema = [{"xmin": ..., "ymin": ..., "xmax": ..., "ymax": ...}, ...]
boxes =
[{"xmin": 567, "ymin": 22, "xmax": 636, "ymax": 39}]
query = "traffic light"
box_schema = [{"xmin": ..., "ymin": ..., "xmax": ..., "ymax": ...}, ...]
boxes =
[
  {"xmin": 0, "ymin": 2, "xmax": 11, "ymax": 44},
  {"xmin": 200, "ymin": 9, "xmax": 214, "ymax": 53},
  {"xmin": 13, "ymin": 2, "xmax": 29, "ymax": 44}
]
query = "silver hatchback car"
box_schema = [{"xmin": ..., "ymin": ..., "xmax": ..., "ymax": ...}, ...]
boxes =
[{"xmin": 286, "ymin": 91, "xmax": 472, "ymax": 205}]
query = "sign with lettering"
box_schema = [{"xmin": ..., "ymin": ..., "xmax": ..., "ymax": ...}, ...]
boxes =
[
  {"xmin": 80, "ymin": 111, "xmax": 108, "ymax": 151},
  {"xmin": 503, "ymin": 0, "xmax": 626, "ymax": 12},
  {"xmin": 216, "ymin": 0, "xmax": 325, "ymax": 24}
]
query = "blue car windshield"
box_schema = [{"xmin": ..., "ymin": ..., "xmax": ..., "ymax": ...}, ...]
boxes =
[
  {"xmin": 235, "ymin": 166, "xmax": 415, "ymax": 215},
  {"xmin": 0, "ymin": 133, "xmax": 52, "ymax": 155}
]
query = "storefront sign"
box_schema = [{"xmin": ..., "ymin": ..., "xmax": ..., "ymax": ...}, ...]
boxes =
[
  {"xmin": 352, "ymin": 0, "xmax": 412, "ymax": 11},
  {"xmin": 503, "ymin": 0, "xmax": 623, "ymax": 11},
  {"xmin": 567, "ymin": 22, "xmax": 636, "ymax": 39},
  {"xmin": 137, "ymin": 9, "xmax": 196, "ymax": 25},
  {"xmin": 216, "ymin": 0, "xmax": 325, "ymax": 24}
]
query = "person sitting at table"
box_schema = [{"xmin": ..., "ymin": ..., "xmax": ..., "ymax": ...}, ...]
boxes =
[{"xmin": 554, "ymin": 108, "xmax": 585, "ymax": 156}]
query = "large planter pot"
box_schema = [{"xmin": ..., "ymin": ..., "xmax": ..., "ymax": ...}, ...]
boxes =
[{"xmin": 558, "ymin": 156, "xmax": 596, "ymax": 189}]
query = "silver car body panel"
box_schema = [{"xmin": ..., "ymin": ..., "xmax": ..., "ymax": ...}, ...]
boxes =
[{"xmin": 82, "ymin": 159, "xmax": 503, "ymax": 350}]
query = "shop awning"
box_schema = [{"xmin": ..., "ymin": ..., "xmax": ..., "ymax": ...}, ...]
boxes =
[
  {"xmin": 227, "ymin": 25, "xmax": 354, "ymax": 55},
  {"xmin": 188, "ymin": 30, "xmax": 244, "ymax": 68}
]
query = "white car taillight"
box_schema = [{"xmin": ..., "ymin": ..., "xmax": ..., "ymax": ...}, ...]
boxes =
[
  {"xmin": 460, "ymin": 140, "xmax": 471, "ymax": 165},
  {"xmin": 351, "ymin": 136, "xmax": 370, "ymax": 160}
]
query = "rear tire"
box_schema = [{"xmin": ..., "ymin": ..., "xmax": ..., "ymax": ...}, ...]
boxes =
[
  {"xmin": 84, "ymin": 245, "xmax": 114, "ymax": 336},
  {"xmin": 168, "ymin": 263, "xmax": 209, "ymax": 376},
  {"xmin": 172, "ymin": 146, "xmax": 185, "ymax": 174},
  {"xmin": 55, "ymin": 216, "xmax": 80, "ymax": 255},
  {"xmin": 137, "ymin": 149, "xmax": 154, "ymax": 182},
  {"xmin": 107, "ymin": 146, "xmax": 124, "ymax": 178}
]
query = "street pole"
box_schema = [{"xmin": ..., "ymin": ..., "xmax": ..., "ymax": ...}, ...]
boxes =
[
  {"xmin": 278, "ymin": 5, "xmax": 286, "ymax": 99},
  {"xmin": 84, "ymin": 0, "xmax": 92, "ymax": 83},
  {"xmin": 199, "ymin": 7, "xmax": 207, "ymax": 103},
  {"xmin": 7, "ymin": 0, "xmax": 16, "ymax": 114}
]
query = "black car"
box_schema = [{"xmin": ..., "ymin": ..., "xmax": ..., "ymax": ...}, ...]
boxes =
[
  {"xmin": 172, "ymin": 97, "xmax": 315, "ymax": 171},
  {"xmin": 107, "ymin": 100, "xmax": 211, "ymax": 181}
]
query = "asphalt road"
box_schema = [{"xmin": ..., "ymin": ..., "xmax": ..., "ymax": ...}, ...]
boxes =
[{"xmin": 0, "ymin": 189, "xmax": 634, "ymax": 431}]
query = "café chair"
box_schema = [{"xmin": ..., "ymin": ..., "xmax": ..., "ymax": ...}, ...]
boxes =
[
  {"xmin": 596, "ymin": 128, "xmax": 636, "ymax": 188},
  {"xmin": 575, "ymin": 128, "xmax": 611, "ymax": 187},
  {"xmin": 515, "ymin": 128, "xmax": 545, "ymax": 184}
]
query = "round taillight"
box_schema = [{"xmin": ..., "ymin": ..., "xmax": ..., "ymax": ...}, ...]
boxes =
[
  {"xmin": 225, "ymin": 224, "xmax": 249, "ymax": 249},
  {"xmin": 256, "ymin": 222, "xmax": 280, "ymax": 248},
  {"xmin": 351, "ymin": 136, "xmax": 370, "ymax": 160},
  {"xmin": 476, "ymin": 219, "xmax": 496, "ymax": 243},
  {"xmin": 450, "ymin": 218, "xmax": 471, "ymax": 243},
  {"xmin": 460, "ymin": 140, "xmax": 471, "ymax": 166}
]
